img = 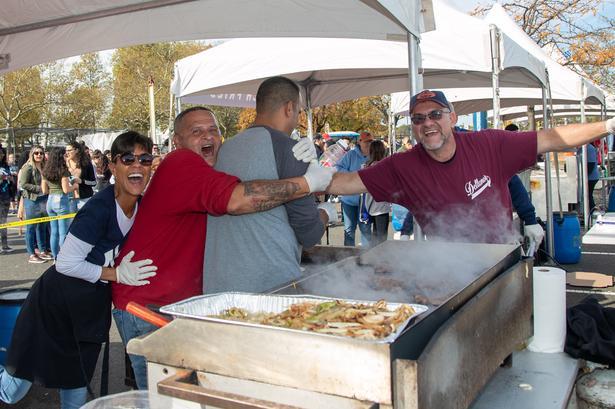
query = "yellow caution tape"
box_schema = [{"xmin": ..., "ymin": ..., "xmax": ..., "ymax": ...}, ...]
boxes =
[{"xmin": 0, "ymin": 213, "xmax": 77, "ymax": 230}]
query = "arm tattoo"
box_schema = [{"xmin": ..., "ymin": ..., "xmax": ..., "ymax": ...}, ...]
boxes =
[{"xmin": 242, "ymin": 180, "xmax": 302, "ymax": 212}]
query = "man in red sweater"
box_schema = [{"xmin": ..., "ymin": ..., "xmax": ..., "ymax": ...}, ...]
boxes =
[{"xmin": 111, "ymin": 106, "xmax": 332, "ymax": 389}]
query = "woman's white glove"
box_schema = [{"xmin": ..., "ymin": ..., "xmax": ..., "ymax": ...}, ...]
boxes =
[
  {"xmin": 304, "ymin": 162, "xmax": 334, "ymax": 193},
  {"xmin": 317, "ymin": 202, "xmax": 339, "ymax": 224},
  {"xmin": 292, "ymin": 138, "xmax": 318, "ymax": 163},
  {"xmin": 116, "ymin": 251, "xmax": 158, "ymax": 286},
  {"xmin": 524, "ymin": 224, "xmax": 545, "ymax": 255}
]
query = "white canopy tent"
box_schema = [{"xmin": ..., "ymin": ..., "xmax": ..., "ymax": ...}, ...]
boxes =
[
  {"xmin": 0, "ymin": 0, "xmax": 435, "ymax": 75},
  {"xmin": 172, "ymin": 0, "xmax": 547, "ymax": 130}
]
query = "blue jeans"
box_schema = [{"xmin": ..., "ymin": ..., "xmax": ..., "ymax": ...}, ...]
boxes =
[
  {"xmin": 46, "ymin": 194, "xmax": 71, "ymax": 258},
  {"xmin": 0, "ymin": 365, "xmax": 31, "ymax": 404},
  {"xmin": 59, "ymin": 387, "xmax": 87, "ymax": 409},
  {"xmin": 69, "ymin": 197, "xmax": 90, "ymax": 213},
  {"xmin": 112, "ymin": 309, "xmax": 158, "ymax": 390},
  {"xmin": 341, "ymin": 202, "xmax": 371, "ymax": 247},
  {"xmin": 24, "ymin": 196, "xmax": 48, "ymax": 255},
  {"xmin": 0, "ymin": 365, "xmax": 86, "ymax": 408}
]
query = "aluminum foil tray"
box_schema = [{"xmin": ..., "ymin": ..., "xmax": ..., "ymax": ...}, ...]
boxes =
[{"xmin": 160, "ymin": 292, "xmax": 428, "ymax": 344}]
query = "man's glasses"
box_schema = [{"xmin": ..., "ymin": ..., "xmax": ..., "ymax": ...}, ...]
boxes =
[
  {"xmin": 115, "ymin": 152, "xmax": 154, "ymax": 166},
  {"xmin": 410, "ymin": 109, "xmax": 450, "ymax": 125}
]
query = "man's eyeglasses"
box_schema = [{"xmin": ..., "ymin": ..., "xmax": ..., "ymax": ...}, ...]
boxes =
[
  {"xmin": 115, "ymin": 152, "xmax": 154, "ymax": 166},
  {"xmin": 410, "ymin": 109, "xmax": 451, "ymax": 125}
]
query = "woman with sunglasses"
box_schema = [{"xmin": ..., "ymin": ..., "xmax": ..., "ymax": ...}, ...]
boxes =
[
  {"xmin": 65, "ymin": 141, "xmax": 96, "ymax": 212},
  {"xmin": 18, "ymin": 146, "xmax": 52, "ymax": 263},
  {"xmin": 41, "ymin": 147, "xmax": 76, "ymax": 259},
  {"xmin": 0, "ymin": 131, "xmax": 157, "ymax": 409}
]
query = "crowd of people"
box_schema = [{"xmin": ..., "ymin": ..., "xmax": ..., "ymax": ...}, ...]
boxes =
[
  {"xmin": 0, "ymin": 141, "xmax": 167, "ymax": 263},
  {"xmin": 0, "ymin": 80, "xmax": 614, "ymax": 408}
]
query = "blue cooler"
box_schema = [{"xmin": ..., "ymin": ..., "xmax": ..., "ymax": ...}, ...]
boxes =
[
  {"xmin": 0, "ymin": 288, "xmax": 29, "ymax": 366},
  {"xmin": 553, "ymin": 212, "xmax": 581, "ymax": 264},
  {"xmin": 608, "ymin": 188, "xmax": 615, "ymax": 212}
]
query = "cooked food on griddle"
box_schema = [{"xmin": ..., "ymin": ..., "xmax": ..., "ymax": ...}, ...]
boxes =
[{"xmin": 211, "ymin": 299, "xmax": 415, "ymax": 340}]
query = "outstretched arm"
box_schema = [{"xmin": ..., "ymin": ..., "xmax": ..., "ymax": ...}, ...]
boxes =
[
  {"xmin": 327, "ymin": 171, "xmax": 367, "ymax": 195},
  {"xmin": 226, "ymin": 162, "xmax": 334, "ymax": 215},
  {"xmin": 227, "ymin": 177, "xmax": 308, "ymax": 215},
  {"xmin": 537, "ymin": 119, "xmax": 614, "ymax": 154}
]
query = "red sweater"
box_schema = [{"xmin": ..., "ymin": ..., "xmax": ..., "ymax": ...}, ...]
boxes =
[{"xmin": 111, "ymin": 149, "xmax": 239, "ymax": 310}]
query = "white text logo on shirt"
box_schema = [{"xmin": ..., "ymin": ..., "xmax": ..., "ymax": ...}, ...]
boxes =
[{"xmin": 465, "ymin": 175, "xmax": 492, "ymax": 200}]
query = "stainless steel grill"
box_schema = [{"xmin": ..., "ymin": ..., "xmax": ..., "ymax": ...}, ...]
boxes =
[{"xmin": 128, "ymin": 241, "xmax": 533, "ymax": 409}]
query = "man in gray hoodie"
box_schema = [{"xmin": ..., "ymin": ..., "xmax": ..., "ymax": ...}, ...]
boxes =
[{"xmin": 204, "ymin": 76, "xmax": 335, "ymax": 293}]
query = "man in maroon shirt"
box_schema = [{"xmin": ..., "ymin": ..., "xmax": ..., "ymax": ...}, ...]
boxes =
[
  {"xmin": 328, "ymin": 89, "xmax": 615, "ymax": 243},
  {"xmin": 112, "ymin": 107, "xmax": 334, "ymax": 389}
]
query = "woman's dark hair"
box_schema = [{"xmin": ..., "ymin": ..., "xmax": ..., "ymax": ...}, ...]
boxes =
[
  {"xmin": 42, "ymin": 147, "xmax": 68, "ymax": 184},
  {"xmin": 0, "ymin": 146, "xmax": 7, "ymax": 167},
  {"xmin": 367, "ymin": 140, "xmax": 387, "ymax": 166},
  {"xmin": 111, "ymin": 131, "xmax": 153, "ymax": 159},
  {"xmin": 68, "ymin": 141, "xmax": 92, "ymax": 170}
]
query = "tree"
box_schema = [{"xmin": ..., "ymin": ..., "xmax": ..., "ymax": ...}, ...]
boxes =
[
  {"xmin": 108, "ymin": 42, "xmax": 208, "ymax": 134},
  {"xmin": 55, "ymin": 53, "xmax": 110, "ymax": 129},
  {"xmin": 0, "ymin": 66, "xmax": 47, "ymax": 147},
  {"xmin": 473, "ymin": 0, "xmax": 614, "ymax": 92},
  {"xmin": 313, "ymin": 97, "xmax": 388, "ymax": 136}
]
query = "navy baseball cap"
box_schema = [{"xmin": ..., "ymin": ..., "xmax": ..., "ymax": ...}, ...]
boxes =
[{"xmin": 410, "ymin": 90, "xmax": 451, "ymax": 113}]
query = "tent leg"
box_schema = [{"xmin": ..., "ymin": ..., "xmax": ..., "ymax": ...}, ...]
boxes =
[
  {"xmin": 407, "ymin": 32, "xmax": 424, "ymax": 241},
  {"xmin": 542, "ymin": 81, "xmax": 555, "ymax": 260}
]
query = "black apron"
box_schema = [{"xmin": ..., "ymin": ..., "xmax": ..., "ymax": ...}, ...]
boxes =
[{"xmin": 5, "ymin": 265, "xmax": 111, "ymax": 389}]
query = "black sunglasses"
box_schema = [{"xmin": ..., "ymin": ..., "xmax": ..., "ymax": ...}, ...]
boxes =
[
  {"xmin": 115, "ymin": 152, "xmax": 154, "ymax": 166},
  {"xmin": 33, "ymin": 151, "xmax": 44, "ymax": 155},
  {"xmin": 411, "ymin": 109, "xmax": 450, "ymax": 125}
]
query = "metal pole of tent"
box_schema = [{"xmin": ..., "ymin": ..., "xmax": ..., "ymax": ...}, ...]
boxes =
[
  {"xmin": 171, "ymin": 97, "xmax": 181, "ymax": 152},
  {"xmin": 407, "ymin": 31, "xmax": 423, "ymax": 241},
  {"xmin": 305, "ymin": 87, "xmax": 314, "ymax": 139},
  {"xmin": 580, "ymin": 81, "xmax": 590, "ymax": 229},
  {"xmin": 489, "ymin": 25, "xmax": 501, "ymax": 129},
  {"xmin": 148, "ymin": 77, "xmax": 157, "ymax": 144},
  {"xmin": 542, "ymin": 73, "xmax": 555, "ymax": 258},
  {"xmin": 168, "ymin": 89, "xmax": 174, "ymax": 150}
]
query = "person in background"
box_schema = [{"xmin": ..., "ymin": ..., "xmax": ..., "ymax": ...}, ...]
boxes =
[
  {"xmin": 41, "ymin": 147, "xmax": 75, "ymax": 259},
  {"xmin": 397, "ymin": 136, "xmax": 412, "ymax": 153},
  {"xmin": 103, "ymin": 150, "xmax": 112, "ymax": 163},
  {"xmin": 18, "ymin": 146, "xmax": 52, "ymax": 263},
  {"xmin": 313, "ymin": 133, "xmax": 325, "ymax": 159},
  {"xmin": 7, "ymin": 152, "xmax": 18, "ymax": 215},
  {"xmin": 0, "ymin": 146, "xmax": 16, "ymax": 253},
  {"xmin": 504, "ymin": 123, "xmax": 544, "ymax": 251},
  {"xmin": 205, "ymin": 76, "xmax": 334, "ymax": 294},
  {"xmin": 92, "ymin": 149, "xmax": 112, "ymax": 193},
  {"xmin": 326, "ymin": 89, "xmax": 613, "ymax": 244},
  {"xmin": 336, "ymin": 131, "xmax": 374, "ymax": 246},
  {"xmin": 0, "ymin": 131, "xmax": 157, "ymax": 409},
  {"xmin": 363, "ymin": 140, "xmax": 391, "ymax": 246},
  {"xmin": 585, "ymin": 142, "xmax": 600, "ymax": 213},
  {"xmin": 65, "ymin": 141, "xmax": 96, "ymax": 212}
]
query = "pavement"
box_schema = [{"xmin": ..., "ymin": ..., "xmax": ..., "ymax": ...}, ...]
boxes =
[{"xmin": 1, "ymin": 213, "xmax": 615, "ymax": 408}]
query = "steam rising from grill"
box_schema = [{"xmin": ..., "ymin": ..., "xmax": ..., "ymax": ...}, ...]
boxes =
[{"xmin": 287, "ymin": 241, "xmax": 513, "ymax": 305}]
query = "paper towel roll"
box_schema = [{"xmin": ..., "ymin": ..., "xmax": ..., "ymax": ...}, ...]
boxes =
[{"xmin": 528, "ymin": 266, "xmax": 567, "ymax": 353}]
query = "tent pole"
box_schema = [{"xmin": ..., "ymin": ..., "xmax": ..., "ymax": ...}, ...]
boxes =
[
  {"xmin": 407, "ymin": 31, "xmax": 423, "ymax": 241},
  {"xmin": 542, "ymin": 77, "xmax": 555, "ymax": 259},
  {"xmin": 148, "ymin": 77, "xmax": 157, "ymax": 144},
  {"xmin": 305, "ymin": 87, "xmax": 314, "ymax": 139},
  {"xmin": 489, "ymin": 25, "xmax": 501, "ymax": 129},
  {"xmin": 580, "ymin": 81, "xmax": 590, "ymax": 229}
]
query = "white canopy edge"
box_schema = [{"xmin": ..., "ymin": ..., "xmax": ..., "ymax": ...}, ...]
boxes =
[{"xmin": 0, "ymin": 0, "xmax": 434, "ymax": 74}]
